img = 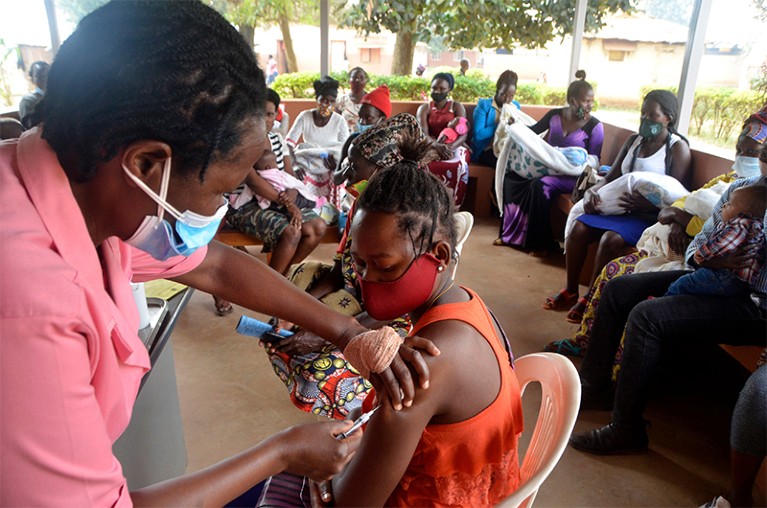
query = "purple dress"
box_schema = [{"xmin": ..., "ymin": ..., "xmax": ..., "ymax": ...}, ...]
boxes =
[{"xmin": 500, "ymin": 109, "xmax": 604, "ymax": 250}]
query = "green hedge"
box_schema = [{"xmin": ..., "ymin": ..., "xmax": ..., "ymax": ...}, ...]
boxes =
[
  {"xmin": 639, "ymin": 85, "xmax": 763, "ymax": 142},
  {"xmin": 272, "ymin": 71, "xmax": 592, "ymax": 108}
]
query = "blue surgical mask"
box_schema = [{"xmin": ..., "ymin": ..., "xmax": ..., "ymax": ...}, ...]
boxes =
[
  {"xmin": 357, "ymin": 122, "xmax": 374, "ymax": 133},
  {"xmin": 123, "ymin": 157, "xmax": 227, "ymax": 260},
  {"xmin": 732, "ymin": 155, "xmax": 761, "ymax": 178}
]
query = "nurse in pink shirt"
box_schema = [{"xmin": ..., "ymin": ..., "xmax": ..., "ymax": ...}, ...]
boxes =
[{"xmin": 0, "ymin": 2, "xmax": 437, "ymax": 506}]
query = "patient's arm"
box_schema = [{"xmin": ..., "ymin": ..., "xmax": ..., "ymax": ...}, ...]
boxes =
[{"xmin": 330, "ymin": 317, "xmax": 501, "ymax": 507}]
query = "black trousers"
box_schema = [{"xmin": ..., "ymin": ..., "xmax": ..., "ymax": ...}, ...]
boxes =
[{"xmin": 579, "ymin": 271, "xmax": 766, "ymax": 425}]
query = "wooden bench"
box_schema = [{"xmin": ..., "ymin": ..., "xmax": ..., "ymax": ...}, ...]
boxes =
[{"xmin": 214, "ymin": 225, "xmax": 341, "ymax": 250}]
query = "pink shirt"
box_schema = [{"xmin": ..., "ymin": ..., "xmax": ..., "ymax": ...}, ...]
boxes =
[{"xmin": 0, "ymin": 129, "xmax": 207, "ymax": 506}]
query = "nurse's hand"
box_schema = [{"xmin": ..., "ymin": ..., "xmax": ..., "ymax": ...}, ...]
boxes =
[
  {"xmin": 279, "ymin": 420, "xmax": 362, "ymax": 481},
  {"xmin": 369, "ymin": 336, "xmax": 440, "ymax": 411},
  {"xmin": 274, "ymin": 330, "xmax": 329, "ymax": 356}
]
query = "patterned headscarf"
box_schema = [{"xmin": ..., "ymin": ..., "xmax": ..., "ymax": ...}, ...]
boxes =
[
  {"xmin": 351, "ymin": 113, "xmax": 437, "ymax": 170},
  {"xmin": 743, "ymin": 104, "xmax": 767, "ymax": 144}
]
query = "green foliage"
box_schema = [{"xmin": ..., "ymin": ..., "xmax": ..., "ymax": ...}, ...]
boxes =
[
  {"xmin": 751, "ymin": 60, "xmax": 767, "ymax": 103},
  {"xmin": 515, "ymin": 84, "xmax": 543, "ymax": 105},
  {"xmin": 643, "ymin": 0, "xmax": 692, "ymax": 25},
  {"xmin": 640, "ymin": 84, "xmax": 763, "ymax": 142},
  {"xmin": 207, "ymin": 0, "xmax": 318, "ymax": 27},
  {"xmin": 339, "ymin": 0, "xmax": 636, "ymax": 62},
  {"xmin": 0, "ymin": 39, "xmax": 17, "ymax": 106},
  {"xmin": 56, "ymin": 0, "xmax": 108, "ymax": 23},
  {"xmin": 272, "ymin": 71, "xmax": 599, "ymax": 109}
]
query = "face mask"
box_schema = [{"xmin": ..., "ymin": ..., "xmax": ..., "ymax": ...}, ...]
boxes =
[
  {"xmin": 123, "ymin": 157, "xmax": 227, "ymax": 260},
  {"xmin": 357, "ymin": 122, "xmax": 375, "ymax": 133},
  {"xmin": 639, "ymin": 118, "xmax": 663, "ymax": 138},
  {"xmin": 732, "ymin": 155, "xmax": 762, "ymax": 178},
  {"xmin": 357, "ymin": 252, "xmax": 441, "ymax": 321},
  {"xmin": 573, "ymin": 105, "xmax": 586, "ymax": 120},
  {"xmin": 431, "ymin": 92, "xmax": 448, "ymax": 103},
  {"xmin": 318, "ymin": 103, "xmax": 333, "ymax": 118}
]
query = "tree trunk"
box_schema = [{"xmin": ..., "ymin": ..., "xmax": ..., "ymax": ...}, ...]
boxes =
[
  {"xmin": 278, "ymin": 14, "xmax": 298, "ymax": 73},
  {"xmin": 391, "ymin": 25, "xmax": 416, "ymax": 76},
  {"xmin": 238, "ymin": 25, "xmax": 255, "ymax": 53}
]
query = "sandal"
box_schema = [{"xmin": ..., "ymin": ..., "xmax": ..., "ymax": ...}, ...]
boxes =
[
  {"xmin": 213, "ymin": 296, "xmax": 233, "ymax": 316},
  {"xmin": 544, "ymin": 339, "xmax": 584, "ymax": 357},
  {"xmin": 493, "ymin": 238, "xmax": 508, "ymax": 247},
  {"xmin": 543, "ymin": 289, "xmax": 578, "ymax": 311},
  {"xmin": 566, "ymin": 297, "xmax": 589, "ymax": 323}
]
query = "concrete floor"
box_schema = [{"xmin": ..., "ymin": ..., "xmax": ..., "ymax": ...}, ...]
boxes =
[{"xmin": 172, "ymin": 217, "xmax": 765, "ymax": 507}]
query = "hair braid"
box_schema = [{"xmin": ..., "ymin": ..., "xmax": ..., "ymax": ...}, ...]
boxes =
[
  {"xmin": 38, "ymin": 0, "xmax": 264, "ymax": 183},
  {"xmin": 358, "ymin": 163, "xmax": 457, "ymax": 257}
]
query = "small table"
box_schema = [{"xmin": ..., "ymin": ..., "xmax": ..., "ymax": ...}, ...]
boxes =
[{"xmin": 113, "ymin": 288, "xmax": 194, "ymax": 489}]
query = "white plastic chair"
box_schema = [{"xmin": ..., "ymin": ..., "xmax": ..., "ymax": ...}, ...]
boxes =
[
  {"xmin": 497, "ymin": 353, "xmax": 581, "ymax": 508},
  {"xmin": 452, "ymin": 211, "xmax": 474, "ymax": 279}
]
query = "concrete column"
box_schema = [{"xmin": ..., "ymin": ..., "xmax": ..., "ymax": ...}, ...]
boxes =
[
  {"xmin": 676, "ymin": 0, "xmax": 713, "ymax": 135},
  {"xmin": 568, "ymin": 0, "xmax": 588, "ymax": 82},
  {"xmin": 320, "ymin": 0, "xmax": 329, "ymax": 76},
  {"xmin": 43, "ymin": 0, "xmax": 61, "ymax": 56}
]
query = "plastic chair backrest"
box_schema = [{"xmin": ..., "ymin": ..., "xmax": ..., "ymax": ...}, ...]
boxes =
[
  {"xmin": 496, "ymin": 353, "xmax": 581, "ymax": 508},
  {"xmin": 452, "ymin": 211, "xmax": 474, "ymax": 279}
]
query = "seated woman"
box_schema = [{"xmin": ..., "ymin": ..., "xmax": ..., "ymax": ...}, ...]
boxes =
[
  {"xmin": 472, "ymin": 69, "xmax": 520, "ymax": 167},
  {"xmin": 335, "ymin": 67, "xmax": 369, "ymax": 133},
  {"xmin": 258, "ymin": 162, "xmax": 523, "ymax": 507},
  {"xmin": 263, "ymin": 114, "xmax": 436, "ymax": 419},
  {"xmin": 269, "ymin": 88, "xmax": 290, "ymax": 139},
  {"xmin": 286, "ymin": 76, "xmax": 350, "ymax": 210},
  {"xmin": 211, "ymin": 89, "xmax": 327, "ymax": 315},
  {"xmin": 545, "ymin": 90, "xmax": 692, "ymax": 321},
  {"xmin": 544, "ymin": 106, "xmax": 767, "ymax": 359},
  {"xmin": 417, "ymin": 72, "xmax": 471, "ymax": 207},
  {"xmin": 333, "ymin": 85, "xmax": 392, "ymax": 187},
  {"xmin": 497, "ymin": 70, "xmax": 604, "ymax": 256}
]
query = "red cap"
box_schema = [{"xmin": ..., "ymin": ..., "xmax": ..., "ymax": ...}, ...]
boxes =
[{"xmin": 360, "ymin": 85, "xmax": 391, "ymax": 118}]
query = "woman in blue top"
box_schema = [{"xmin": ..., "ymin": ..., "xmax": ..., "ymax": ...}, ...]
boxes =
[{"xmin": 471, "ymin": 70, "xmax": 520, "ymax": 167}]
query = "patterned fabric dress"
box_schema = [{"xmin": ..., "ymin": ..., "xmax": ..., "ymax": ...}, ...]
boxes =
[
  {"xmin": 425, "ymin": 100, "xmax": 470, "ymax": 207},
  {"xmin": 265, "ymin": 113, "xmax": 436, "ymax": 419},
  {"xmin": 266, "ymin": 195, "xmax": 411, "ymax": 419}
]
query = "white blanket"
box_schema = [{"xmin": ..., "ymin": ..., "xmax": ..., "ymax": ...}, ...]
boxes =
[
  {"xmin": 292, "ymin": 142, "xmax": 343, "ymax": 177},
  {"xmin": 493, "ymin": 104, "xmax": 536, "ymax": 156},
  {"xmin": 564, "ymin": 172, "xmax": 690, "ymax": 241},
  {"xmin": 633, "ymin": 180, "xmax": 730, "ymax": 273},
  {"xmin": 494, "ymin": 122, "xmax": 599, "ymax": 216}
]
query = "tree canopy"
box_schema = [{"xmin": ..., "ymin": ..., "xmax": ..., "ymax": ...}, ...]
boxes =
[{"xmin": 341, "ymin": 0, "xmax": 637, "ymax": 74}]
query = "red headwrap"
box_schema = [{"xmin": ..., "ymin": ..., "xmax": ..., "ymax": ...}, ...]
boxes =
[{"xmin": 360, "ymin": 85, "xmax": 392, "ymax": 118}]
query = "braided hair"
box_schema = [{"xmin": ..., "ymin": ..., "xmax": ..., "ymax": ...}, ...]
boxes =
[
  {"xmin": 37, "ymin": 0, "xmax": 264, "ymax": 184},
  {"xmin": 566, "ymin": 70, "xmax": 592, "ymax": 104},
  {"xmin": 627, "ymin": 90, "xmax": 689, "ymax": 174},
  {"xmin": 357, "ymin": 158, "xmax": 457, "ymax": 258}
]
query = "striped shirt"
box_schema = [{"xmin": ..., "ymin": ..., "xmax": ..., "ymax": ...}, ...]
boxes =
[{"xmin": 687, "ymin": 175, "xmax": 767, "ymax": 307}]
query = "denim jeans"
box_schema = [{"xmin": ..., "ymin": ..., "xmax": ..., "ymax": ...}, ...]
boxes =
[
  {"xmin": 579, "ymin": 270, "xmax": 766, "ymax": 426},
  {"xmin": 665, "ymin": 267, "xmax": 749, "ymax": 297}
]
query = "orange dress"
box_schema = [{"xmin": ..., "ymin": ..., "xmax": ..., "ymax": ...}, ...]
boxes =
[{"xmin": 364, "ymin": 287, "xmax": 524, "ymax": 507}]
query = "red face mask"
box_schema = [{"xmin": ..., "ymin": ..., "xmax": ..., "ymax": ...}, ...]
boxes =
[{"xmin": 357, "ymin": 253, "xmax": 441, "ymax": 321}]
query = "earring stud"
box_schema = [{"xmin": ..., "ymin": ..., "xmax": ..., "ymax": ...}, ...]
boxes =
[{"xmin": 438, "ymin": 266, "xmax": 444, "ymax": 272}]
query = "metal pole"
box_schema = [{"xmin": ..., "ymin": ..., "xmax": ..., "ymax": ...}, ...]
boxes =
[
  {"xmin": 569, "ymin": 0, "xmax": 588, "ymax": 82},
  {"xmin": 676, "ymin": 0, "xmax": 713, "ymax": 136},
  {"xmin": 43, "ymin": 0, "xmax": 61, "ymax": 57},
  {"xmin": 320, "ymin": 0, "xmax": 329, "ymax": 76}
]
